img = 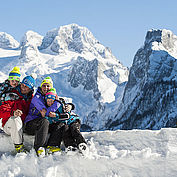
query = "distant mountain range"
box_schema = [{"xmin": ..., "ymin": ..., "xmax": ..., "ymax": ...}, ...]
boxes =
[{"xmin": 0, "ymin": 25, "xmax": 177, "ymax": 131}]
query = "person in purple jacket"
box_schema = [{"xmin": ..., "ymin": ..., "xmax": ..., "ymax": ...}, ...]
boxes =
[{"xmin": 24, "ymin": 76, "xmax": 67, "ymax": 157}]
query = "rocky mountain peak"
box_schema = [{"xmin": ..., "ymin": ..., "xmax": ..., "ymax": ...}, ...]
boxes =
[
  {"xmin": 108, "ymin": 29, "xmax": 177, "ymax": 130},
  {"xmin": 145, "ymin": 29, "xmax": 177, "ymax": 57},
  {"xmin": 0, "ymin": 32, "xmax": 19, "ymax": 49},
  {"xmin": 20, "ymin": 30, "xmax": 43, "ymax": 47},
  {"xmin": 39, "ymin": 24, "xmax": 100, "ymax": 54},
  {"xmin": 19, "ymin": 31, "xmax": 43, "ymax": 63},
  {"xmin": 126, "ymin": 29, "xmax": 177, "ymax": 91},
  {"xmin": 145, "ymin": 29, "xmax": 162, "ymax": 45}
]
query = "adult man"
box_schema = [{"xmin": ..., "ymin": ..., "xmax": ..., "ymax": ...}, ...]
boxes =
[
  {"xmin": 0, "ymin": 74, "xmax": 36, "ymax": 153},
  {"xmin": 24, "ymin": 76, "xmax": 61, "ymax": 156},
  {"xmin": 24, "ymin": 76, "xmax": 74, "ymax": 157}
]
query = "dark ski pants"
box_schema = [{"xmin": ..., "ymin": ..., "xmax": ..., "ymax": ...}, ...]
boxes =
[
  {"xmin": 63, "ymin": 120, "xmax": 86, "ymax": 148},
  {"xmin": 24, "ymin": 118, "xmax": 63, "ymax": 151}
]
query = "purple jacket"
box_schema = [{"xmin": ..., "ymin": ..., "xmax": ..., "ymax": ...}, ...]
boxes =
[{"xmin": 25, "ymin": 87, "xmax": 61, "ymax": 123}]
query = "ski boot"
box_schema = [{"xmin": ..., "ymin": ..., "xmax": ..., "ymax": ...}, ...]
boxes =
[
  {"xmin": 15, "ymin": 144, "xmax": 28, "ymax": 153},
  {"xmin": 46, "ymin": 146, "xmax": 61, "ymax": 154},
  {"xmin": 65, "ymin": 146, "xmax": 78, "ymax": 155},
  {"xmin": 37, "ymin": 147, "xmax": 46, "ymax": 157},
  {"xmin": 78, "ymin": 143, "xmax": 87, "ymax": 154}
]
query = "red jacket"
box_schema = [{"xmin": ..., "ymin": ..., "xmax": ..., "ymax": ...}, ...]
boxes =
[{"xmin": 0, "ymin": 87, "xmax": 33, "ymax": 127}]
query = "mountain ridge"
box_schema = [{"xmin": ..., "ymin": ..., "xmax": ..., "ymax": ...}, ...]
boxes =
[
  {"xmin": 0, "ymin": 24, "xmax": 128, "ymax": 131},
  {"xmin": 1, "ymin": 27, "xmax": 177, "ymax": 130}
]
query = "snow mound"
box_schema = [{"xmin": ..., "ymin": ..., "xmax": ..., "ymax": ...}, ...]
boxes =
[{"xmin": 0, "ymin": 128, "xmax": 177, "ymax": 176}]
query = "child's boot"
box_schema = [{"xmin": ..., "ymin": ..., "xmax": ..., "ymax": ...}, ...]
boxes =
[
  {"xmin": 15, "ymin": 144, "xmax": 28, "ymax": 153},
  {"xmin": 46, "ymin": 146, "xmax": 61, "ymax": 154}
]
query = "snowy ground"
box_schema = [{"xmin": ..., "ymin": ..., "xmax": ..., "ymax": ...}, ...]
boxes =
[{"xmin": 0, "ymin": 128, "xmax": 177, "ymax": 177}]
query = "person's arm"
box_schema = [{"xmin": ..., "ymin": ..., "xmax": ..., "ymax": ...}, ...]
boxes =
[
  {"xmin": 0, "ymin": 82, "xmax": 4, "ymax": 93},
  {"xmin": 49, "ymin": 111, "xmax": 70, "ymax": 120},
  {"xmin": 0, "ymin": 80, "xmax": 9, "ymax": 97},
  {"xmin": 48, "ymin": 104, "xmax": 70, "ymax": 120},
  {"xmin": 45, "ymin": 101, "xmax": 61, "ymax": 116},
  {"xmin": 31, "ymin": 94, "xmax": 47, "ymax": 112},
  {"xmin": 32, "ymin": 93, "xmax": 61, "ymax": 117},
  {"xmin": 0, "ymin": 101, "xmax": 13, "ymax": 118}
]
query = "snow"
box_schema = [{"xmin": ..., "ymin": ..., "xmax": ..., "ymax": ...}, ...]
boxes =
[
  {"xmin": 0, "ymin": 48, "xmax": 20, "ymax": 58},
  {"xmin": 0, "ymin": 32, "xmax": 19, "ymax": 49},
  {"xmin": 0, "ymin": 128, "xmax": 177, "ymax": 176},
  {"xmin": 98, "ymin": 75, "xmax": 117, "ymax": 103},
  {"xmin": 20, "ymin": 30, "xmax": 43, "ymax": 47}
]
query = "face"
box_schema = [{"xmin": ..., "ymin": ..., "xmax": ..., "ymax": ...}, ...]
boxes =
[
  {"xmin": 9, "ymin": 80, "xmax": 19, "ymax": 88},
  {"xmin": 20, "ymin": 83, "xmax": 31, "ymax": 95},
  {"xmin": 46, "ymin": 98, "xmax": 54, "ymax": 107},
  {"xmin": 41, "ymin": 83, "xmax": 51, "ymax": 95}
]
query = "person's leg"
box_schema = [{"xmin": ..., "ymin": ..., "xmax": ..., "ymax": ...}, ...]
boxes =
[
  {"xmin": 3, "ymin": 116, "xmax": 23, "ymax": 144},
  {"xmin": 3, "ymin": 116, "xmax": 28, "ymax": 153},
  {"xmin": 70, "ymin": 120, "xmax": 86, "ymax": 146},
  {"xmin": 62, "ymin": 124, "xmax": 77, "ymax": 148},
  {"xmin": 45, "ymin": 123, "xmax": 65, "ymax": 154},
  {"xmin": 47, "ymin": 123, "xmax": 64, "ymax": 147},
  {"xmin": 25, "ymin": 118, "xmax": 49, "ymax": 151}
]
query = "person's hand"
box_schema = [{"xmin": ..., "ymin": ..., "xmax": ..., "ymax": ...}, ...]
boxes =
[
  {"xmin": 40, "ymin": 109, "xmax": 47, "ymax": 117},
  {"xmin": 64, "ymin": 104, "xmax": 72, "ymax": 113},
  {"xmin": 14, "ymin": 109, "xmax": 23, "ymax": 117},
  {"xmin": 49, "ymin": 112, "xmax": 56, "ymax": 117},
  {"xmin": 55, "ymin": 95, "xmax": 59, "ymax": 100}
]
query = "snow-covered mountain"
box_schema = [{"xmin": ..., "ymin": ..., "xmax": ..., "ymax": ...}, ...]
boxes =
[
  {"xmin": 1, "ymin": 128, "xmax": 177, "ymax": 177},
  {"xmin": 0, "ymin": 24, "xmax": 129, "ymax": 131},
  {"xmin": 2, "ymin": 25, "xmax": 177, "ymax": 131},
  {"xmin": 0, "ymin": 32, "xmax": 19, "ymax": 49},
  {"xmin": 108, "ymin": 29, "xmax": 177, "ymax": 130}
]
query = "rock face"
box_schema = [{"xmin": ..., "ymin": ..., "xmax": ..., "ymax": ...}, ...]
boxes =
[
  {"xmin": 0, "ymin": 32, "xmax": 19, "ymax": 49},
  {"xmin": 108, "ymin": 29, "xmax": 177, "ymax": 130},
  {"xmin": 68, "ymin": 57, "xmax": 100, "ymax": 100}
]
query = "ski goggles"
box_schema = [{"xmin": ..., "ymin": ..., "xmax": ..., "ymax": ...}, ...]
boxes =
[{"xmin": 8, "ymin": 76, "xmax": 20, "ymax": 81}]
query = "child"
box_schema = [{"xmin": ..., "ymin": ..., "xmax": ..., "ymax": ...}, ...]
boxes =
[
  {"xmin": 0, "ymin": 66, "xmax": 21, "ymax": 104},
  {"xmin": 45, "ymin": 88, "xmax": 87, "ymax": 153}
]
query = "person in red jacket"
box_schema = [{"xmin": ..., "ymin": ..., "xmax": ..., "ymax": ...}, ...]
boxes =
[{"xmin": 0, "ymin": 74, "xmax": 36, "ymax": 153}]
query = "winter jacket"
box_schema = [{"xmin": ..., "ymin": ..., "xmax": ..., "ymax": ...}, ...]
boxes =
[
  {"xmin": 45, "ymin": 100, "xmax": 80, "ymax": 125},
  {"xmin": 0, "ymin": 85, "xmax": 33, "ymax": 127},
  {"xmin": 25, "ymin": 87, "xmax": 61, "ymax": 123},
  {"xmin": 0, "ymin": 79, "xmax": 18, "ymax": 105}
]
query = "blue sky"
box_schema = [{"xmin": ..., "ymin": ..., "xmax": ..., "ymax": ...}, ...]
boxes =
[{"xmin": 0, "ymin": 0, "xmax": 177, "ymax": 67}]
